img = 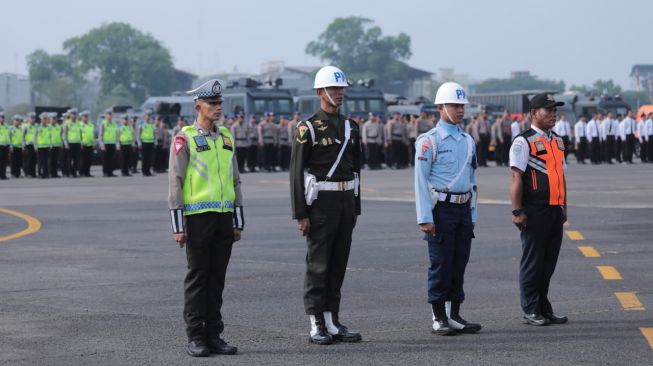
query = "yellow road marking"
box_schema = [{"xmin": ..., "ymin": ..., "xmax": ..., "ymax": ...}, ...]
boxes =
[
  {"xmin": 615, "ymin": 292, "xmax": 645, "ymax": 311},
  {"xmin": 565, "ymin": 230, "xmax": 585, "ymax": 241},
  {"xmin": 578, "ymin": 246, "xmax": 601, "ymax": 258},
  {"xmin": 0, "ymin": 208, "xmax": 42, "ymax": 242},
  {"xmin": 597, "ymin": 266, "xmax": 622, "ymax": 280},
  {"xmin": 641, "ymin": 328, "xmax": 653, "ymax": 349}
]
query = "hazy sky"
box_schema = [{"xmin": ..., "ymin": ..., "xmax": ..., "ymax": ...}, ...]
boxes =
[{"xmin": 1, "ymin": 0, "xmax": 650, "ymax": 89}]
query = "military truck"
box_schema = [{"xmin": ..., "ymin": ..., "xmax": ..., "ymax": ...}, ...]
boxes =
[
  {"xmin": 563, "ymin": 93, "xmax": 631, "ymax": 118},
  {"xmin": 220, "ymin": 78, "xmax": 294, "ymax": 122}
]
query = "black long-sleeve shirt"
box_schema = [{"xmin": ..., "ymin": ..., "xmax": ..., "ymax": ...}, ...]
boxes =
[{"xmin": 289, "ymin": 109, "xmax": 361, "ymax": 219}]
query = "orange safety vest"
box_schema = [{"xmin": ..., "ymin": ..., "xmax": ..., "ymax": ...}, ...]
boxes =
[{"xmin": 519, "ymin": 128, "xmax": 566, "ymax": 206}]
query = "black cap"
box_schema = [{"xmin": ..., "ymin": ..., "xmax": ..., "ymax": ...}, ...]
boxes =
[{"xmin": 529, "ymin": 93, "xmax": 564, "ymax": 109}]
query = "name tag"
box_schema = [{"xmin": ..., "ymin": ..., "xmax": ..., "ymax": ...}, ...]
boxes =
[
  {"xmin": 222, "ymin": 135, "xmax": 233, "ymax": 151},
  {"xmin": 194, "ymin": 135, "xmax": 210, "ymax": 152}
]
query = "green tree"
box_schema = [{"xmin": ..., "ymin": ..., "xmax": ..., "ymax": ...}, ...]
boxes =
[
  {"xmin": 4, "ymin": 103, "xmax": 31, "ymax": 118},
  {"xmin": 570, "ymin": 79, "xmax": 623, "ymax": 96},
  {"xmin": 63, "ymin": 22, "xmax": 176, "ymax": 102},
  {"xmin": 306, "ymin": 17, "xmax": 412, "ymax": 82},
  {"xmin": 96, "ymin": 85, "xmax": 138, "ymax": 114},
  {"xmin": 27, "ymin": 49, "xmax": 83, "ymax": 106},
  {"xmin": 475, "ymin": 76, "xmax": 565, "ymax": 93}
]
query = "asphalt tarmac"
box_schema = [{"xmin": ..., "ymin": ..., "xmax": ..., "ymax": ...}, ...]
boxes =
[{"xmin": 1, "ymin": 163, "xmax": 652, "ymax": 365}]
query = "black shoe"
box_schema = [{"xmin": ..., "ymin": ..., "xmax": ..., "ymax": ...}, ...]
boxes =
[
  {"xmin": 446, "ymin": 301, "xmax": 482, "ymax": 334},
  {"xmin": 309, "ymin": 314, "xmax": 334, "ymax": 345},
  {"xmin": 543, "ymin": 313, "xmax": 568, "ymax": 324},
  {"xmin": 185, "ymin": 339, "xmax": 209, "ymax": 357},
  {"xmin": 431, "ymin": 302, "xmax": 456, "ymax": 336},
  {"xmin": 207, "ymin": 337, "xmax": 237, "ymax": 355},
  {"xmin": 324, "ymin": 312, "xmax": 362, "ymax": 342},
  {"xmin": 522, "ymin": 313, "xmax": 550, "ymax": 326}
]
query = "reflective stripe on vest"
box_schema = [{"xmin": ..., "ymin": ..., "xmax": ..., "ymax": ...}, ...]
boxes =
[
  {"xmin": 119, "ymin": 125, "xmax": 133, "ymax": 144},
  {"xmin": 0, "ymin": 125, "xmax": 9, "ymax": 145},
  {"xmin": 82, "ymin": 123, "xmax": 95, "ymax": 146},
  {"xmin": 102, "ymin": 120, "xmax": 117, "ymax": 143},
  {"xmin": 521, "ymin": 129, "xmax": 566, "ymax": 206},
  {"xmin": 182, "ymin": 125, "xmax": 236, "ymax": 216},
  {"xmin": 36, "ymin": 126, "xmax": 51, "ymax": 148},
  {"xmin": 140, "ymin": 123, "xmax": 155, "ymax": 143},
  {"xmin": 66, "ymin": 121, "xmax": 81, "ymax": 143},
  {"xmin": 51, "ymin": 124, "xmax": 63, "ymax": 146}
]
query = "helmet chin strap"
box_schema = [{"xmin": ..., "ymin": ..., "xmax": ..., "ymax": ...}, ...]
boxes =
[
  {"xmin": 443, "ymin": 104, "xmax": 455, "ymax": 122},
  {"xmin": 323, "ymin": 88, "xmax": 338, "ymax": 108}
]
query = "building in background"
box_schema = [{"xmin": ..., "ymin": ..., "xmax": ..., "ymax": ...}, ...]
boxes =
[{"xmin": 0, "ymin": 73, "xmax": 31, "ymax": 109}]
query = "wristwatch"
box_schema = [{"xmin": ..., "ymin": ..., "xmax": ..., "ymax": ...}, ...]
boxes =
[{"xmin": 512, "ymin": 208, "xmax": 523, "ymax": 216}]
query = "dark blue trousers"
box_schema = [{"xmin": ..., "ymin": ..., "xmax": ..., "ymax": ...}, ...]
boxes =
[{"xmin": 426, "ymin": 201, "xmax": 474, "ymax": 304}]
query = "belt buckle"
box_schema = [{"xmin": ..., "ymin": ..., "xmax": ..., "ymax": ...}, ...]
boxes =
[{"xmin": 339, "ymin": 181, "xmax": 346, "ymax": 191}]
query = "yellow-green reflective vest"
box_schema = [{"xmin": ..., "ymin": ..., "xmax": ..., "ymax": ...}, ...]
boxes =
[
  {"xmin": 102, "ymin": 120, "xmax": 117, "ymax": 143},
  {"xmin": 140, "ymin": 123, "xmax": 155, "ymax": 143},
  {"xmin": 119, "ymin": 125, "xmax": 133, "ymax": 145},
  {"xmin": 25, "ymin": 124, "xmax": 36, "ymax": 144},
  {"xmin": 82, "ymin": 123, "xmax": 95, "ymax": 146},
  {"xmin": 66, "ymin": 120, "xmax": 81, "ymax": 143},
  {"xmin": 0, "ymin": 124, "xmax": 9, "ymax": 145},
  {"xmin": 51, "ymin": 124, "xmax": 63, "ymax": 146},
  {"xmin": 36, "ymin": 125, "xmax": 51, "ymax": 148},
  {"xmin": 10, "ymin": 127, "xmax": 23, "ymax": 147},
  {"xmin": 182, "ymin": 125, "xmax": 236, "ymax": 216}
]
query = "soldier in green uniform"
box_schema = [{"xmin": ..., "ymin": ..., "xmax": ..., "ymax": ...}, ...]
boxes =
[
  {"xmin": 34, "ymin": 112, "xmax": 51, "ymax": 179},
  {"xmin": 168, "ymin": 79, "xmax": 244, "ymax": 357},
  {"xmin": 0, "ymin": 112, "xmax": 8, "ymax": 179},
  {"xmin": 9, "ymin": 115, "xmax": 24, "ymax": 178},
  {"xmin": 49, "ymin": 113, "xmax": 63, "ymax": 178},
  {"xmin": 289, "ymin": 66, "xmax": 362, "ymax": 345}
]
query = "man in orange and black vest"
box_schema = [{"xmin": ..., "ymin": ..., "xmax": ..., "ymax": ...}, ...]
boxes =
[{"xmin": 509, "ymin": 93, "xmax": 568, "ymax": 327}]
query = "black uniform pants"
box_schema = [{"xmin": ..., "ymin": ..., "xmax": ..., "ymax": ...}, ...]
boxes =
[
  {"xmin": 615, "ymin": 137, "xmax": 623, "ymax": 163},
  {"xmin": 561, "ymin": 136, "xmax": 570, "ymax": 162},
  {"xmin": 37, "ymin": 148, "xmax": 50, "ymax": 178},
  {"xmin": 605, "ymin": 136, "xmax": 615, "ymax": 162},
  {"xmin": 67, "ymin": 143, "xmax": 81, "ymax": 177},
  {"xmin": 81, "ymin": 145, "xmax": 93, "ymax": 176},
  {"xmin": 278, "ymin": 145, "xmax": 291, "ymax": 171},
  {"xmin": 10, "ymin": 147, "xmax": 22, "ymax": 177},
  {"xmin": 493, "ymin": 140, "xmax": 503, "ymax": 166},
  {"xmin": 141, "ymin": 142, "xmax": 154, "ymax": 175},
  {"xmin": 103, "ymin": 144, "xmax": 117, "ymax": 175},
  {"xmin": 304, "ymin": 190, "xmax": 356, "ymax": 315},
  {"xmin": 184, "ymin": 212, "xmax": 234, "ymax": 340},
  {"xmin": 24, "ymin": 145, "xmax": 36, "ymax": 177},
  {"xmin": 0, "ymin": 146, "xmax": 8, "ymax": 179},
  {"xmin": 120, "ymin": 145, "xmax": 132, "ymax": 175},
  {"xmin": 502, "ymin": 133, "xmax": 511, "ymax": 165},
  {"xmin": 641, "ymin": 140, "xmax": 648, "ymax": 163},
  {"xmin": 49, "ymin": 147, "xmax": 61, "ymax": 177},
  {"xmin": 576, "ymin": 137, "xmax": 587, "ymax": 163},
  {"xmin": 391, "ymin": 140, "xmax": 406, "ymax": 168},
  {"xmin": 624, "ymin": 135, "xmax": 635, "ymax": 163},
  {"xmin": 426, "ymin": 201, "xmax": 474, "ymax": 304},
  {"xmin": 366, "ymin": 143, "xmax": 381, "ymax": 169},
  {"xmin": 590, "ymin": 139, "xmax": 601, "ymax": 164},
  {"xmin": 154, "ymin": 144, "xmax": 164, "ymax": 172},
  {"xmin": 519, "ymin": 204, "xmax": 564, "ymax": 315},
  {"xmin": 478, "ymin": 134, "xmax": 490, "ymax": 166},
  {"xmin": 408, "ymin": 138, "xmax": 416, "ymax": 167},
  {"xmin": 263, "ymin": 143, "xmax": 276, "ymax": 171},
  {"xmin": 235, "ymin": 146, "xmax": 247, "ymax": 173},
  {"xmin": 247, "ymin": 145, "xmax": 258, "ymax": 172},
  {"xmin": 648, "ymin": 137, "xmax": 653, "ymax": 163},
  {"xmin": 130, "ymin": 146, "xmax": 139, "ymax": 173}
]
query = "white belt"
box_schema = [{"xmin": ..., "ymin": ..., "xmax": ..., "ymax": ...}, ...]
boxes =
[
  {"xmin": 431, "ymin": 189, "xmax": 472, "ymax": 204},
  {"xmin": 316, "ymin": 180, "xmax": 356, "ymax": 192}
]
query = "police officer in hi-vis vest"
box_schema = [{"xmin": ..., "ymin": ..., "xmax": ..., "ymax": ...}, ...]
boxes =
[
  {"xmin": 34, "ymin": 112, "xmax": 51, "ymax": 179},
  {"xmin": 509, "ymin": 93, "xmax": 568, "ymax": 326},
  {"xmin": 289, "ymin": 66, "xmax": 362, "ymax": 345},
  {"xmin": 137, "ymin": 110, "xmax": 155, "ymax": 176},
  {"xmin": 168, "ymin": 79, "xmax": 244, "ymax": 357},
  {"xmin": 0, "ymin": 112, "xmax": 8, "ymax": 179},
  {"xmin": 99, "ymin": 111, "xmax": 119, "ymax": 177}
]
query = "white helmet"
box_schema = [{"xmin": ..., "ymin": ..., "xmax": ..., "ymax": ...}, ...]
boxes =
[
  {"xmin": 434, "ymin": 82, "xmax": 469, "ymax": 105},
  {"xmin": 313, "ymin": 66, "xmax": 349, "ymax": 89}
]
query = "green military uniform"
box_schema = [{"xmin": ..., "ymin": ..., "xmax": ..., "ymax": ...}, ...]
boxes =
[
  {"xmin": 35, "ymin": 123, "xmax": 51, "ymax": 178},
  {"xmin": 289, "ymin": 108, "xmax": 362, "ymax": 325}
]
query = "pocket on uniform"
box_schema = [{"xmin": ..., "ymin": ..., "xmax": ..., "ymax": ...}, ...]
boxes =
[{"xmin": 424, "ymin": 232, "xmax": 444, "ymax": 243}]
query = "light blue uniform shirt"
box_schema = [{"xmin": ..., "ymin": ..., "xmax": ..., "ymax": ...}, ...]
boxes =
[{"xmin": 414, "ymin": 120, "xmax": 478, "ymax": 224}]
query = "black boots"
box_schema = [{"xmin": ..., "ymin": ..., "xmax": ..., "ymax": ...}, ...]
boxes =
[
  {"xmin": 185, "ymin": 339, "xmax": 209, "ymax": 357},
  {"xmin": 446, "ymin": 301, "xmax": 482, "ymax": 333},
  {"xmin": 431, "ymin": 302, "xmax": 455, "ymax": 336},
  {"xmin": 309, "ymin": 314, "xmax": 334, "ymax": 345},
  {"xmin": 324, "ymin": 311, "xmax": 362, "ymax": 342},
  {"xmin": 207, "ymin": 337, "xmax": 238, "ymax": 355}
]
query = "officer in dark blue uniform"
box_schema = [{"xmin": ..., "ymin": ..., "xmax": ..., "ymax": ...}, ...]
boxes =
[{"xmin": 414, "ymin": 82, "xmax": 482, "ymax": 336}]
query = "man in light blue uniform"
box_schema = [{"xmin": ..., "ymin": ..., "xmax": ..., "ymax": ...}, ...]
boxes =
[{"xmin": 414, "ymin": 82, "xmax": 482, "ymax": 336}]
